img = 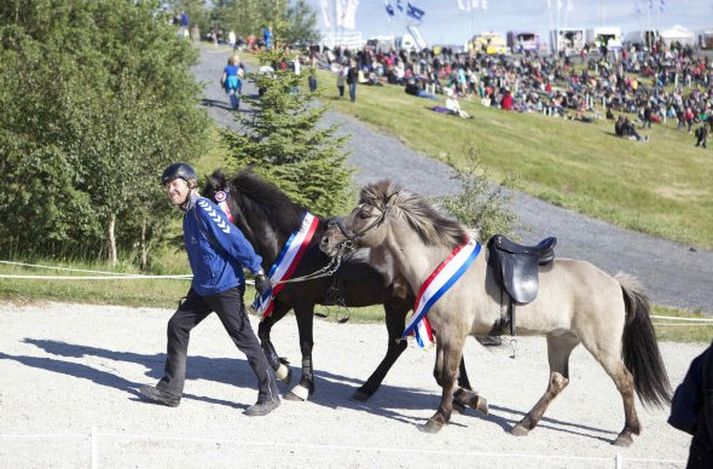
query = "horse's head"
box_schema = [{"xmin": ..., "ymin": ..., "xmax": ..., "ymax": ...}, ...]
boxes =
[
  {"xmin": 202, "ymin": 167, "xmax": 314, "ymax": 266},
  {"xmin": 201, "ymin": 169, "xmax": 229, "ymax": 201},
  {"xmin": 320, "ymin": 179, "xmax": 469, "ymax": 257},
  {"xmin": 320, "ymin": 180, "xmax": 397, "ymax": 256}
]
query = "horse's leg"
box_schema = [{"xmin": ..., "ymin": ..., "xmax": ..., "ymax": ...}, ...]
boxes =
[
  {"xmin": 257, "ymin": 301, "xmax": 292, "ymax": 385},
  {"xmin": 421, "ymin": 335, "xmax": 465, "ymax": 433},
  {"xmin": 284, "ymin": 304, "xmax": 315, "ymax": 401},
  {"xmin": 512, "ymin": 332, "xmax": 579, "ymax": 436},
  {"xmin": 453, "ymin": 358, "xmax": 489, "ymax": 415},
  {"xmin": 583, "ymin": 339, "xmax": 640, "ymax": 447},
  {"xmin": 352, "ymin": 300, "xmax": 409, "ymax": 401}
]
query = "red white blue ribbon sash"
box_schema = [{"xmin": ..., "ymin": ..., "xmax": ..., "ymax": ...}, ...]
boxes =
[
  {"xmin": 403, "ymin": 237, "xmax": 482, "ymax": 348},
  {"xmin": 253, "ymin": 212, "xmax": 319, "ymax": 317}
]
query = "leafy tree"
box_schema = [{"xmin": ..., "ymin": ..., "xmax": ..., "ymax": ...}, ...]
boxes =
[
  {"xmin": 211, "ymin": 0, "xmax": 263, "ymax": 38},
  {"xmin": 164, "ymin": 0, "xmax": 212, "ymax": 36},
  {"xmin": 438, "ymin": 144, "xmax": 519, "ymax": 241},
  {"xmin": 222, "ymin": 49, "xmax": 353, "ymax": 216},
  {"xmin": 0, "ymin": 0, "xmax": 210, "ymax": 265},
  {"xmin": 284, "ymin": 0, "xmax": 320, "ymax": 46},
  {"xmin": 211, "ymin": 0, "xmax": 319, "ymax": 46}
]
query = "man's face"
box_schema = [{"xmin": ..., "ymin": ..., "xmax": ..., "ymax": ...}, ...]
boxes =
[{"xmin": 164, "ymin": 178, "xmax": 191, "ymax": 206}]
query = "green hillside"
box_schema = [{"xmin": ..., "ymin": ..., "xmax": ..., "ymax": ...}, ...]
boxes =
[{"xmin": 315, "ymin": 69, "xmax": 713, "ymax": 249}]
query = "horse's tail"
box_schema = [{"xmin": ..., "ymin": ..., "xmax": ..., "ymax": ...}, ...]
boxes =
[{"xmin": 617, "ymin": 273, "xmax": 671, "ymax": 407}]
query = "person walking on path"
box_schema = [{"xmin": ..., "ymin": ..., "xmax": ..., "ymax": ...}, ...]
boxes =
[
  {"xmin": 336, "ymin": 62, "xmax": 346, "ymax": 99},
  {"xmin": 220, "ymin": 54, "xmax": 243, "ymax": 111},
  {"xmin": 139, "ymin": 163, "xmax": 280, "ymax": 416},
  {"xmin": 346, "ymin": 58, "xmax": 358, "ymax": 103}
]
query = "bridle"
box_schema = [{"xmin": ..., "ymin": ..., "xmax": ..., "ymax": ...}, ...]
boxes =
[{"xmin": 329, "ymin": 203, "xmax": 390, "ymax": 251}]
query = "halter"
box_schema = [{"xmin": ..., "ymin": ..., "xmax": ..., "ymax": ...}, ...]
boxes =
[{"xmin": 330, "ymin": 203, "xmax": 390, "ymax": 251}]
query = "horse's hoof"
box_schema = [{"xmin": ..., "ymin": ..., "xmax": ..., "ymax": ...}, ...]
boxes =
[
  {"xmin": 452, "ymin": 400, "xmax": 467, "ymax": 415},
  {"xmin": 275, "ymin": 363, "xmax": 291, "ymax": 384},
  {"xmin": 511, "ymin": 424, "xmax": 530, "ymax": 436},
  {"xmin": 351, "ymin": 390, "xmax": 371, "ymax": 402},
  {"xmin": 419, "ymin": 419, "xmax": 444, "ymax": 434},
  {"xmin": 612, "ymin": 433, "xmax": 634, "ymax": 447},
  {"xmin": 475, "ymin": 396, "xmax": 489, "ymax": 415},
  {"xmin": 285, "ymin": 384, "xmax": 311, "ymax": 401}
]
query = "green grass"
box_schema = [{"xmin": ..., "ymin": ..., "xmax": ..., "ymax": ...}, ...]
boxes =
[
  {"xmin": 651, "ymin": 304, "xmax": 713, "ymax": 343},
  {"xmin": 310, "ymin": 68, "xmax": 713, "ymax": 250}
]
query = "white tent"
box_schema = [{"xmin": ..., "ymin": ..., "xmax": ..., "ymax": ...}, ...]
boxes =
[{"xmin": 660, "ymin": 25, "xmax": 695, "ymax": 46}]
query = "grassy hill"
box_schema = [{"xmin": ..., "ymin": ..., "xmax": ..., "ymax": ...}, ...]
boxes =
[{"xmin": 313, "ymin": 68, "xmax": 713, "ymax": 249}]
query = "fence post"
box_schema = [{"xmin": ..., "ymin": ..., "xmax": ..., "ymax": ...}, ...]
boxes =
[
  {"xmin": 614, "ymin": 453, "xmax": 623, "ymax": 469},
  {"xmin": 91, "ymin": 426, "xmax": 98, "ymax": 469}
]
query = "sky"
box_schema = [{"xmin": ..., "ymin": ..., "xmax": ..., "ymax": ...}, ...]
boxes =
[{"xmin": 307, "ymin": 0, "xmax": 713, "ymax": 46}]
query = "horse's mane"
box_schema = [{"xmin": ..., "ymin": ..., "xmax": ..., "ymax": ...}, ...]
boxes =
[
  {"xmin": 228, "ymin": 169, "xmax": 308, "ymax": 235},
  {"xmin": 360, "ymin": 180, "xmax": 467, "ymax": 246}
]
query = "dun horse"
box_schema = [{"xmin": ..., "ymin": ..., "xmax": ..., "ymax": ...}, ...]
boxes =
[
  {"xmin": 202, "ymin": 170, "xmax": 482, "ymax": 411},
  {"xmin": 320, "ymin": 180, "xmax": 671, "ymax": 446}
]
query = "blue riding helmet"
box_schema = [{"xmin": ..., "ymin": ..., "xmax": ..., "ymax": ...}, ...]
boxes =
[{"xmin": 161, "ymin": 163, "xmax": 197, "ymax": 186}]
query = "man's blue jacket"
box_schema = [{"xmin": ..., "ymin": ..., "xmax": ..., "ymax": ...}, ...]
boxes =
[{"xmin": 182, "ymin": 193, "xmax": 263, "ymax": 296}]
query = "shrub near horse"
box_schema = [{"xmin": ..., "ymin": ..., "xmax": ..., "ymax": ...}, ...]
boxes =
[
  {"xmin": 202, "ymin": 169, "xmax": 484, "ymax": 412},
  {"xmin": 320, "ymin": 180, "xmax": 671, "ymax": 446}
]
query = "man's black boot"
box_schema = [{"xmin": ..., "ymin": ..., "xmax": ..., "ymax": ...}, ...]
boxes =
[
  {"xmin": 244, "ymin": 398, "xmax": 280, "ymax": 416},
  {"xmin": 139, "ymin": 385, "xmax": 181, "ymax": 407}
]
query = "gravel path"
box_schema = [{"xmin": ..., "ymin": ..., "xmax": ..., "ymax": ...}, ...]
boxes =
[
  {"xmin": 0, "ymin": 302, "xmax": 703, "ymax": 467},
  {"xmin": 195, "ymin": 46, "xmax": 713, "ymax": 314}
]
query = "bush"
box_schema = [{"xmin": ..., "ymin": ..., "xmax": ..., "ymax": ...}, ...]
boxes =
[
  {"xmin": 0, "ymin": 0, "xmax": 210, "ymax": 265},
  {"xmin": 438, "ymin": 143, "xmax": 518, "ymax": 241}
]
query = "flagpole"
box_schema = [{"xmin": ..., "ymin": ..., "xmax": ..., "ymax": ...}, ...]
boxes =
[{"xmin": 556, "ymin": 1, "xmax": 560, "ymax": 54}]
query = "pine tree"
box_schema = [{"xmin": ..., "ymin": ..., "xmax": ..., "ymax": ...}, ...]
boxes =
[{"xmin": 222, "ymin": 48, "xmax": 353, "ymax": 216}]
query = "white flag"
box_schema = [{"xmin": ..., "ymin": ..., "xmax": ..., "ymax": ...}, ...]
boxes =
[
  {"xmin": 481, "ymin": 0, "xmax": 488, "ymax": 9},
  {"xmin": 342, "ymin": 0, "xmax": 359, "ymax": 30},
  {"xmin": 320, "ymin": 0, "xmax": 331, "ymax": 28},
  {"xmin": 335, "ymin": 0, "xmax": 346, "ymax": 27},
  {"xmin": 567, "ymin": 0, "xmax": 574, "ymax": 11},
  {"xmin": 457, "ymin": 0, "xmax": 468, "ymax": 11},
  {"xmin": 471, "ymin": 0, "xmax": 480, "ymax": 9}
]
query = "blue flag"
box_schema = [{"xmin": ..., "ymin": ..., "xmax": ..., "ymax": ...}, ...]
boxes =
[
  {"xmin": 406, "ymin": 2, "xmax": 425, "ymax": 20},
  {"xmin": 385, "ymin": 0, "xmax": 395, "ymax": 16},
  {"xmin": 397, "ymin": 0, "xmax": 404, "ymax": 12}
]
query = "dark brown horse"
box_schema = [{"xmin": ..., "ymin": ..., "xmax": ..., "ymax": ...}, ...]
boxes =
[{"xmin": 202, "ymin": 169, "xmax": 484, "ymax": 411}]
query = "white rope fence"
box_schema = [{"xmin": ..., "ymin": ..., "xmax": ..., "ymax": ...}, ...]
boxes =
[
  {"xmin": 651, "ymin": 314, "xmax": 713, "ymax": 328},
  {"xmin": 0, "ymin": 259, "xmax": 259, "ymax": 284},
  {"xmin": 0, "ymin": 428, "xmax": 687, "ymax": 468},
  {"xmin": 0, "ymin": 259, "xmax": 193, "ymax": 280},
  {"xmin": 0, "ymin": 259, "xmax": 710, "ymax": 319}
]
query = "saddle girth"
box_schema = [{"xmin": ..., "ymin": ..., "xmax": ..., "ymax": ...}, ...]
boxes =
[{"xmin": 487, "ymin": 234, "xmax": 557, "ymax": 336}]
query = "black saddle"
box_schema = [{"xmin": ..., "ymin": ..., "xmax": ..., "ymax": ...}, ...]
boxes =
[{"xmin": 487, "ymin": 234, "xmax": 557, "ymax": 335}]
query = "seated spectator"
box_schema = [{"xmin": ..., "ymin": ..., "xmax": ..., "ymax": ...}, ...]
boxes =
[
  {"xmin": 404, "ymin": 77, "xmax": 437, "ymax": 100},
  {"xmin": 500, "ymin": 89, "xmax": 513, "ymax": 111},
  {"xmin": 619, "ymin": 117, "xmax": 647, "ymax": 141},
  {"xmin": 444, "ymin": 88, "xmax": 471, "ymax": 119},
  {"xmin": 614, "ymin": 116, "xmax": 626, "ymax": 136}
]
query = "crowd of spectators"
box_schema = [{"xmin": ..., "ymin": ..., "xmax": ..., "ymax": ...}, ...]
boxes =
[
  {"xmin": 305, "ymin": 40, "xmax": 713, "ymax": 145},
  {"xmin": 200, "ymin": 23, "xmax": 713, "ymax": 147}
]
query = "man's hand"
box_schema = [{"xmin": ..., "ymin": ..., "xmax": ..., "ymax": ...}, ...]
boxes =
[{"xmin": 254, "ymin": 273, "xmax": 272, "ymax": 295}]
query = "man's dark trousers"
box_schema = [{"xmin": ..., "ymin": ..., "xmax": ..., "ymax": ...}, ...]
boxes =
[{"xmin": 157, "ymin": 286, "xmax": 279, "ymax": 403}]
